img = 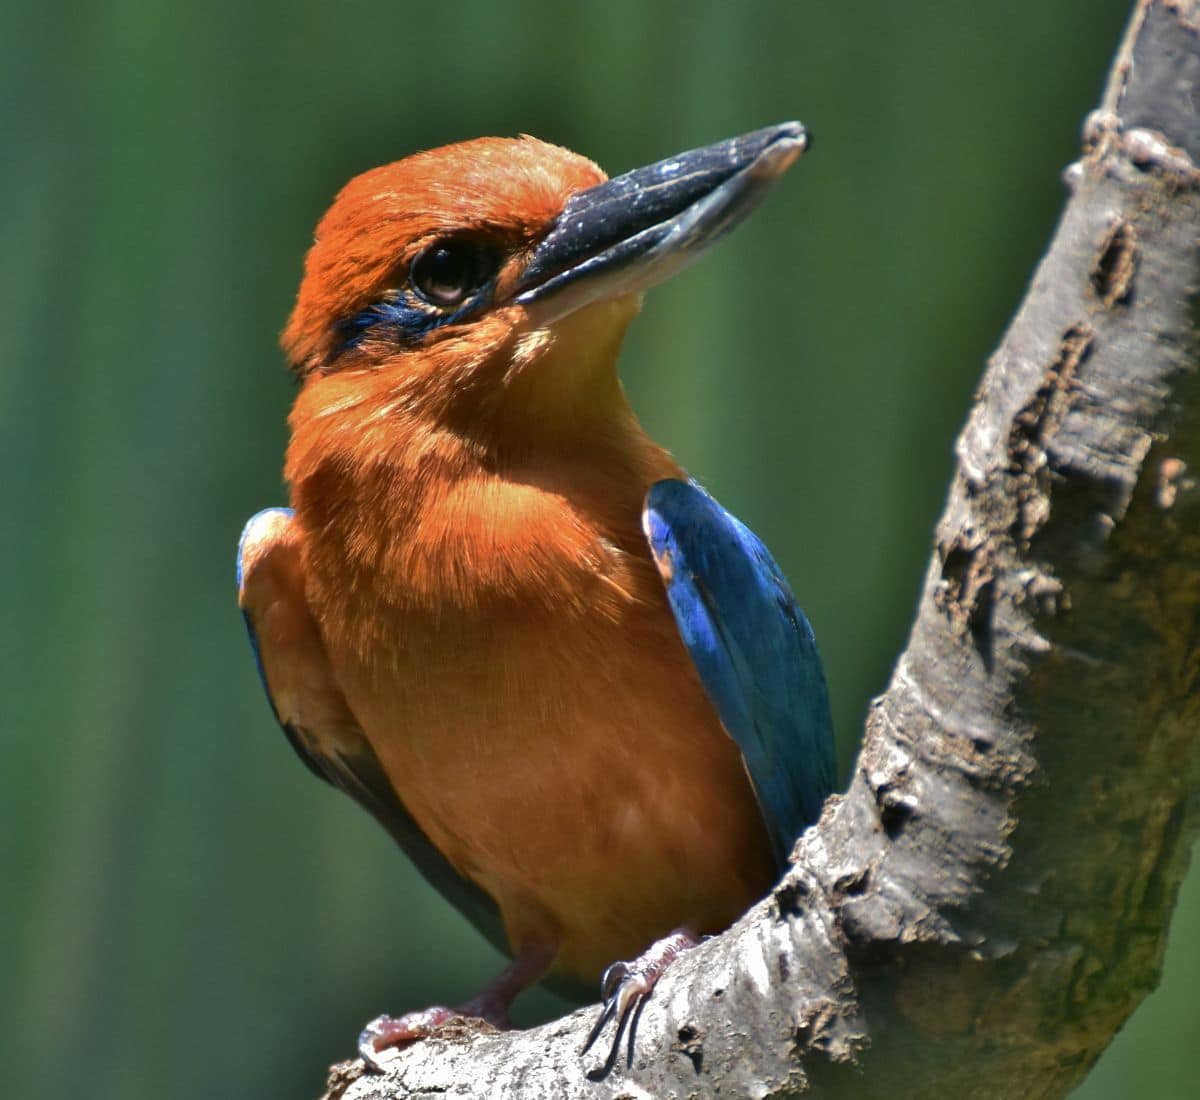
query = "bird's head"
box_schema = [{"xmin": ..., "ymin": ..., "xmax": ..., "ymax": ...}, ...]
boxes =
[{"xmin": 283, "ymin": 123, "xmax": 806, "ymax": 454}]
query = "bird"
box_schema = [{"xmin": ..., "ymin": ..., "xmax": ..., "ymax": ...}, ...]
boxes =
[{"xmin": 236, "ymin": 121, "xmax": 835, "ymax": 1073}]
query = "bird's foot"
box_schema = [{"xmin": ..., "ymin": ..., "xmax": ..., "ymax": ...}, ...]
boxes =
[
  {"xmin": 358, "ymin": 941, "xmax": 555, "ymax": 1072},
  {"xmin": 582, "ymin": 928, "xmax": 699, "ymax": 1080},
  {"xmin": 358, "ymin": 994, "xmax": 510, "ymax": 1070},
  {"xmin": 358, "ymin": 1007, "xmax": 460, "ymax": 1068}
]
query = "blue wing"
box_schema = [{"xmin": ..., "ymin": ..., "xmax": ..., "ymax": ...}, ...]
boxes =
[
  {"xmin": 236, "ymin": 508, "xmax": 509, "ymax": 962},
  {"xmin": 642, "ymin": 479, "xmax": 835, "ymax": 867}
]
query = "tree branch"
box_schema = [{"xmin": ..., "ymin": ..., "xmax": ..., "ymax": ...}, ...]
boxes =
[{"xmin": 326, "ymin": 2, "xmax": 1200, "ymax": 1095}]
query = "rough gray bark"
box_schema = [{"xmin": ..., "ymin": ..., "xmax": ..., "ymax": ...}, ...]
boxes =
[{"xmin": 326, "ymin": 3, "xmax": 1200, "ymax": 1096}]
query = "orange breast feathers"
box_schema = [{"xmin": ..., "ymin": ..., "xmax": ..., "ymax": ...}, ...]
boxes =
[{"xmin": 286, "ymin": 360, "xmax": 773, "ymax": 979}]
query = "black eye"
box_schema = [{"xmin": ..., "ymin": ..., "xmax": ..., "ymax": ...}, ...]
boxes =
[{"xmin": 410, "ymin": 241, "xmax": 495, "ymax": 308}]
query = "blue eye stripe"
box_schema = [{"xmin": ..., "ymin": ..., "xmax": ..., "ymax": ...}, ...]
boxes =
[
  {"xmin": 334, "ymin": 283, "xmax": 495, "ymax": 354},
  {"xmin": 336, "ymin": 293, "xmax": 438, "ymax": 348}
]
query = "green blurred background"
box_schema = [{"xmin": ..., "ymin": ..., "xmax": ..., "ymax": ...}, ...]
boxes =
[{"xmin": 3, "ymin": 1, "xmax": 1196, "ymax": 1096}]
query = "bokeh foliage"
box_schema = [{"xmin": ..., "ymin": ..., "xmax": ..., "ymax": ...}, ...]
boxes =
[{"xmin": 2, "ymin": 1, "xmax": 1195, "ymax": 1097}]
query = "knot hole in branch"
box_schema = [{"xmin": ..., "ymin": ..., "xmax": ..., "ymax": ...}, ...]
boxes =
[{"xmin": 1091, "ymin": 220, "xmax": 1138, "ymax": 307}]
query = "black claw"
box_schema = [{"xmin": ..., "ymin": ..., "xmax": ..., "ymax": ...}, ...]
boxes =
[
  {"xmin": 586, "ymin": 992, "xmax": 642, "ymax": 1082},
  {"xmin": 625, "ymin": 994, "xmax": 648, "ymax": 1069},
  {"xmin": 581, "ymin": 995, "xmax": 619, "ymax": 1056},
  {"xmin": 599, "ymin": 960, "xmax": 628, "ymax": 1001},
  {"xmin": 583, "ymin": 962, "xmax": 645, "ymax": 1079}
]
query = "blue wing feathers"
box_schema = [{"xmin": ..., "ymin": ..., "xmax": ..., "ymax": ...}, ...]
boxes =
[{"xmin": 644, "ymin": 479, "xmax": 835, "ymax": 867}]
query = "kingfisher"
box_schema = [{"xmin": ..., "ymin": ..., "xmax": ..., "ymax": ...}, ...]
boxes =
[{"xmin": 237, "ymin": 122, "xmax": 835, "ymax": 1071}]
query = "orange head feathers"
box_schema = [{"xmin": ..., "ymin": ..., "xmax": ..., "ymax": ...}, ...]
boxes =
[
  {"xmin": 282, "ymin": 136, "xmax": 605, "ymax": 375},
  {"xmin": 282, "ymin": 126, "xmax": 806, "ymax": 462}
]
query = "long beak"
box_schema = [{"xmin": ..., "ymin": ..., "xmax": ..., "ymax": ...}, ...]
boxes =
[{"xmin": 513, "ymin": 121, "xmax": 807, "ymax": 324}]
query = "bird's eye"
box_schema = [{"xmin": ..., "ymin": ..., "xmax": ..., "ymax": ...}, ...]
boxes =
[{"xmin": 410, "ymin": 241, "xmax": 495, "ymax": 308}]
